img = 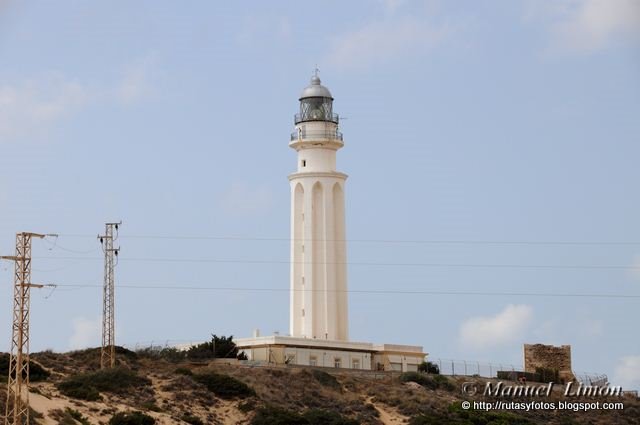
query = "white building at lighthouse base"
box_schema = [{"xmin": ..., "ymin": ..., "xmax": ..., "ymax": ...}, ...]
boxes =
[{"xmin": 236, "ymin": 335, "xmax": 426, "ymax": 372}]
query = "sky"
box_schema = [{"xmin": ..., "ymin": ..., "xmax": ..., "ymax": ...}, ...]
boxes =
[{"xmin": 0, "ymin": 0, "xmax": 639, "ymax": 390}]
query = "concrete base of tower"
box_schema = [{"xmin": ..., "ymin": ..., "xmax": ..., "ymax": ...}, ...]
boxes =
[{"xmin": 235, "ymin": 335, "xmax": 427, "ymax": 372}]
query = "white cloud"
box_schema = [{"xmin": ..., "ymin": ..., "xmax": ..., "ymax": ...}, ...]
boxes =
[
  {"xmin": 236, "ymin": 15, "xmax": 292, "ymax": 45},
  {"xmin": 0, "ymin": 55, "xmax": 156, "ymax": 142},
  {"xmin": 326, "ymin": 17, "xmax": 450, "ymax": 70},
  {"xmin": 0, "ymin": 77, "xmax": 90, "ymax": 141},
  {"xmin": 115, "ymin": 54, "xmax": 157, "ymax": 104},
  {"xmin": 612, "ymin": 355, "xmax": 640, "ymax": 390},
  {"xmin": 69, "ymin": 317, "xmax": 100, "ymax": 350},
  {"xmin": 533, "ymin": 0, "xmax": 640, "ymax": 52},
  {"xmin": 219, "ymin": 182, "xmax": 273, "ymax": 216},
  {"xmin": 459, "ymin": 304, "xmax": 533, "ymax": 350}
]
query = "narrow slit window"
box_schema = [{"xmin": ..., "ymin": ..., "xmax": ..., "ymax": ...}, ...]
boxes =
[{"xmin": 301, "ymin": 160, "xmax": 306, "ymax": 167}]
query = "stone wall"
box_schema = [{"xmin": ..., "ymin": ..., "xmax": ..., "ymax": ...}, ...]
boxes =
[{"xmin": 524, "ymin": 344, "xmax": 575, "ymax": 382}]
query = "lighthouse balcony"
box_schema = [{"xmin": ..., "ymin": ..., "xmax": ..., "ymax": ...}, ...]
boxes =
[{"xmin": 290, "ymin": 129, "xmax": 343, "ymax": 142}]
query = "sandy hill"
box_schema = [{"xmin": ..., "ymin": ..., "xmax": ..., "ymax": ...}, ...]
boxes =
[{"xmin": 0, "ymin": 347, "xmax": 638, "ymax": 425}]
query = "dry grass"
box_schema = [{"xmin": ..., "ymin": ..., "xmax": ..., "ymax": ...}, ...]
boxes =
[{"xmin": 3, "ymin": 350, "xmax": 637, "ymax": 425}]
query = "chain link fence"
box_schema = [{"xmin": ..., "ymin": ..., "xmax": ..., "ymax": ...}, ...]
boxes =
[{"xmin": 429, "ymin": 357, "xmax": 608, "ymax": 386}]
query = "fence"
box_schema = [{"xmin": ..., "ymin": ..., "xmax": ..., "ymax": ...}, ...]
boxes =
[
  {"xmin": 429, "ymin": 358, "xmax": 520, "ymax": 378},
  {"xmin": 429, "ymin": 357, "xmax": 608, "ymax": 386}
]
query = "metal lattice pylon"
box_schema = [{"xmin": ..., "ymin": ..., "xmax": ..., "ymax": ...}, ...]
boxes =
[
  {"xmin": 3, "ymin": 232, "xmax": 45, "ymax": 425},
  {"xmin": 99, "ymin": 222, "xmax": 121, "ymax": 369}
]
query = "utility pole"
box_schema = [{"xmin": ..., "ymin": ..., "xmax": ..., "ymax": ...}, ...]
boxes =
[
  {"xmin": 98, "ymin": 222, "xmax": 121, "ymax": 369},
  {"xmin": 2, "ymin": 232, "xmax": 52, "ymax": 425}
]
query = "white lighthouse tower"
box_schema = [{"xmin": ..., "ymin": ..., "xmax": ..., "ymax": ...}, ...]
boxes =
[
  {"xmin": 289, "ymin": 73, "xmax": 348, "ymax": 341},
  {"xmin": 236, "ymin": 74, "xmax": 426, "ymax": 371}
]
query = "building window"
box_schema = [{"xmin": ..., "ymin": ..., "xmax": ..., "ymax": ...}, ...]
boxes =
[
  {"xmin": 334, "ymin": 358, "xmax": 341, "ymax": 368},
  {"xmin": 352, "ymin": 359, "xmax": 360, "ymax": 369},
  {"xmin": 309, "ymin": 356, "xmax": 317, "ymax": 367},
  {"xmin": 301, "ymin": 308, "xmax": 305, "ymax": 317},
  {"xmin": 301, "ymin": 160, "xmax": 306, "ymax": 167}
]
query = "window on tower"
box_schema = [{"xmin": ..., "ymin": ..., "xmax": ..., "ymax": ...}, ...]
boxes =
[
  {"xmin": 302, "ymin": 160, "xmax": 306, "ymax": 167},
  {"xmin": 297, "ymin": 97, "xmax": 337, "ymax": 123}
]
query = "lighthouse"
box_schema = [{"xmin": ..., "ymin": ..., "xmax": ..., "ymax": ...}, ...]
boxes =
[
  {"xmin": 289, "ymin": 73, "xmax": 348, "ymax": 341},
  {"xmin": 236, "ymin": 74, "xmax": 426, "ymax": 371}
]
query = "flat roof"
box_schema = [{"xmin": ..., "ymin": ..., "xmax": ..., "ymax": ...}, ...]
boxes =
[{"xmin": 236, "ymin": 335, "xmax": 426, "ymax": 356}]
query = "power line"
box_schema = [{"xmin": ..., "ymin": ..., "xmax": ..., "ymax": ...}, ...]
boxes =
[
  {"xmin": 49, "ymin": 283, "xmax": 640, "ymax": 299},
  {"xmin": 29, "ymin": 256, "xmax": 640, "ymax": 270},
  {"xmin": 40, "ymin": 233, "xmax": 640, "ymax": 246}
]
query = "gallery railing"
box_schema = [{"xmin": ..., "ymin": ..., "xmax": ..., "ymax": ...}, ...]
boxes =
[{"xmin": 290, "ymin": 130, "xmax": 343, "ymax": 141}]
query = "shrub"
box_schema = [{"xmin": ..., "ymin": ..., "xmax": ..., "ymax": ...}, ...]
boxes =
[
  {"xmin": 109, "ymin": 412, "xmax": 156, "ymax": 425},
  {"xmin": 56, "ymin": 381, "xmax": 101, "ymax": 401},
  {"xmin": 418, "ymin": 361, "xmax": 439, "ymax": 374},
  {"xmin": 400, "ymin": 372, "xmax": 435, "ymax": 389},
  {"xmin": 57, "ymin": 367, "xmax": 151, "ymax": 401},
  {"xmin": 400, "ymin": 372, "xmax": 454, "ymax": 391},
  {"xmin": 0, "ymin": 353, "xmax": 50, "ymax": 382},
  {"xmin": 251, "ymin": 406, "xmax": 308, "ymax": 425},
  {"xmin": 303, "ymin": 409, "xmax": 359, "ymax": 425},
  {"xmin": 49, "ymin": 408, "xmax": 91, "ymax": 425},
  {"xmin": 136, "ymin": 347, "xmax": 185, "ymax": 363},
  {"xmin": 251, "ymin": 407, "xmax": 357, "ymax": 425},
  {"xmin": 186, "ymin": 335, "xmax": 242, "ymax": 360},
  {"xmin": 238, "ymin": 399, "xmax": 257, "ymax": 413},
  {"xmin": 193, "ymin": 372, "xmax": 255, "ymax": 399},
  {"xmin": 447, "ymin": 402, "xmax": 533, "ymax": 424},
  {"xmin": 310, "ymin": 369, "xmax": 340, "ymax": 389},
  {"xmin": 180, "ymin": 414, "xmax": 204, "ymax": 425},
  {"xmin": 409, "ymin": 413, "xmax": 447, "ymax": 425},
  {"xmin": 174, "ymin": 367, "xmax": 193, "ymax": 376},
  {"xmin": 432, "ymin": 374, "xmax": 455, "ymax": 391}
]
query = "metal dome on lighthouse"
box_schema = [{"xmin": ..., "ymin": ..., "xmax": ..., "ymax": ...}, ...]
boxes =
[{"xmin": 295, "ymin": 71, "xmax": 339, "ymax": 125}]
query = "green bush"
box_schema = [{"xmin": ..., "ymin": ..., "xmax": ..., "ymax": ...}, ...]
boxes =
[
  {"xmin": 251, "ymin": 406, "xmax": 308, "ymax": 425},
  {"xmin": 193, "ymin": 372, "xmax": 255, "ymax": 399},
  {"xmin": 56, "ymin": 382, "xmax": 101, "ymax": 401},
  {"xmin": 432, "ymin": 374, "xmax": 455, "ymax": 391},
  {"xmin": 310, "ymin": 369, "xmax": 340, "ymax": 389},
  {"xmin": 57, "ymin": 367, "xmax": 150, "ymax": 401},
  {"xmin": 136, "ymin": 347, "xmax": 185, "ymax": 363},
  {"xmin": 409, "ymin": 414, "xmax": 447, "ymax": 425},
  {"xmin": 400, "ymin": 372, "xmax": 454, "ymax": 391},
  {"xmin": 238, "ymin": 399, "xmax": 257, "ymax": 412},
  {"xmin": 251, "ymin": 407, "xmax": 357, "ymax": 425},
  {"xmin": 0, "ymin": 353, "xmax": 50, "ymax": 382},
  {"xmin": 187, "ymin": 335, "xmax": 242, "ymax": 360},
  {"xmin": 418, "ymin": 361, "xmax": 440, "ymax": 374},
  {"xmin": 49, "ymin": 408, "xmax": 91, "ymax": 425},
  {"xmin": 174, "ymin": 367, "xmax": 193, "ymax": 376},
  {"xmin": 303, "ymin": 409, "xmax": 359, "ymax": 425},
  {"xmin": 446, "ymin": 402, "xmax": 533, "ymax": 424},
  {"xmin": 180, "ymin": 414, "xmax": 204, "ymax": 425},
  {"xmin": 109, "ymin": 412, "xmax": 156, "ymax": 425}
]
